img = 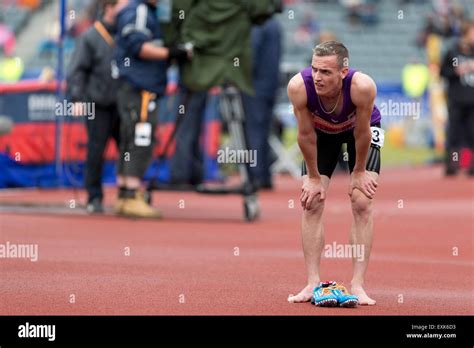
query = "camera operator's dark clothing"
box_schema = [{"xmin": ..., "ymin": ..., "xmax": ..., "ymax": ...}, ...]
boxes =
[
  {"xmin": 163, "ymin": 0, "xmax": 281, "ymax": 95},
  {"xmin": 186, "ymin": 1, "xmax": 280, "ymax": 94},
  {"xmin": 67, "ymin": 20, "xmax": 119, "ymax": 106},
  {"xmin": 242, "ymin": 17, "xmax": 282, "ymax": 187},
  {"xmin": 445, "ymin": 101, "xmax": 474, "ymax": 150},
  {"xmin": 116, "ymin": 82, "xmax": 158, "ymax": 177},
  {"xmin": 115, "ymin": 0, "xmax": 167, "ymax": 95},
  {"xmin": 440, "ymin": 43, "xmax": 474, "ymax": 105},
  {"xmin": 168, "ymin": 0, "xmax": 281, "ymax": 184},
  {"xmin": 67, "ymin": 19, "xmax": 121, "ymax": 204},
  {"xmin": 440, "ymin": 42, "xmax": 474, "ymax": 172},
  {"xmin": 115, "ymin": 0, "xmax": 167, "ymax": 178},
  {"xmin": 85, "ymin": 106, "xmax": 121, "ymax": 202}
]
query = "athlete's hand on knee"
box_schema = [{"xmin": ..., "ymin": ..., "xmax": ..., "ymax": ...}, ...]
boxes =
[
  {"xmin": 349, "ymin": 171, "xmax": 378, "ymax": 199},
  {"xmin": 301, "ymin": 177, "xmax": 326, "ymax": 210}
]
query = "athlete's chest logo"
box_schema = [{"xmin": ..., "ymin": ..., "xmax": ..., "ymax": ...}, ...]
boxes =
[
  {"xmin": 313, "ymin": 112, "xmax": 349, "ymax": 124},
  {"xmin": 312, "ymin": 110, "xmax": 342, "ymax": 123}
]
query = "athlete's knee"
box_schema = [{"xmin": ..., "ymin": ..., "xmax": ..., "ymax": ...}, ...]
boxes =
[
  {"xmin": 350, "ymin": 190, "xmax": 372, "ymax": 217},
  {"xmin": 303, "ymin": 199, "xmax": 325, "ymax": 217}
]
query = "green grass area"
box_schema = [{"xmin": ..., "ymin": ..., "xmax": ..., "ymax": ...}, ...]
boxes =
[{"xmin": 381, "ymin": 140, "xmax": 439, "ymax": 168}]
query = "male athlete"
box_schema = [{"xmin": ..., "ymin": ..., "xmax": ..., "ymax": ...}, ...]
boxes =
[{"xmin": 287, "ymin": 41, "xmax": 382, "ymax": 305}]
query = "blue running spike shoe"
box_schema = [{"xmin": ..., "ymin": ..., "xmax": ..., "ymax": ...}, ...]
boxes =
[
  {"xmin": 311, "ymin": 281, "xmax": 338, "ymax": 307},
  {"xmin": 330, "ymin": 283, "xmax": 359, "ymax": 308}
]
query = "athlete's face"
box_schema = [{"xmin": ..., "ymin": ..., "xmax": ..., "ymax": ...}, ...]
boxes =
[{"xmin": 311, "ymin": 54, "xmax": 348, "ymax": 97}]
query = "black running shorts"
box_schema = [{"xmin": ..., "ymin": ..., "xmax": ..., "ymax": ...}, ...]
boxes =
[{"xmin": 301, "ymin": 123, "xmax": 381, "ymax": 178}]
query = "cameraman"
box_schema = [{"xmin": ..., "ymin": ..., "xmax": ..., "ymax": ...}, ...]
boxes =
[{"xmin": 114, "ymin": 0, "xmax": 189, "ymax": 218}]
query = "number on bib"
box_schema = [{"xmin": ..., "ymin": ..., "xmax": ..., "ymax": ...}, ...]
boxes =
[{"xmin": 370, "ymin": 126, "xmax": 385, "ymax": 148}]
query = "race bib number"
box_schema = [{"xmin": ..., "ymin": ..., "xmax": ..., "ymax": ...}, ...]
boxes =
[
  {"xmin": 135, "ymin": 122, "xmax": 152, "ymax": 147},
  {"xmin": 370, "ymin": 126, "xmax": 385, "ymax": 148}
]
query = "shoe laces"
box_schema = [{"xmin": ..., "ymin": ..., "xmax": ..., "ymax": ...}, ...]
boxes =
[
  {"xmin": 315, "ymin": 281, "xmax": 337, "ymax": 295},
  {"xmin": 319, "ymin": 287, "xmax": 333, "ymax": 295},
  {"xmin": 330, "ymin": 283, "xmax": 349, "ymax": 294}
]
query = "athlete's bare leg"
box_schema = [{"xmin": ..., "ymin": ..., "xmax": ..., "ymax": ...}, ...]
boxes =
[
  {"xmin": 288, "ymin": 175, "xmax": 330, "ymax": 303},
  {"xmin": 349, "ymin": 171, "xmax": 378, "ymax": 305}
]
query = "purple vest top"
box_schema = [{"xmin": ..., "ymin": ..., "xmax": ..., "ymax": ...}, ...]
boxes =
[{"xmin": 300, "ymin": 67, "xmax": 381, "ymax": 134}]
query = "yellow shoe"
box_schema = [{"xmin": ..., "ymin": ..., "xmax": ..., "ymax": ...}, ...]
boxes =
[
  {"xmin": 114, "ymin": 198, "xmax": 125, "ymax": 214},
  {"xmin": 120, "ymin": 194, "xmax": 162, "ymax": 219}
]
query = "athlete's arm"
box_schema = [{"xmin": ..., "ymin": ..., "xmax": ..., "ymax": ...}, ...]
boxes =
[
  {"xmin": 288, "ymin": 74, "xmax": 326, "ymax": 209},
  {"xmin": 350, "ymin": 72, "xmax": 378, "ymax": 198},
  {"xmin": 288, "ymin": 74, "xmax": 319, "ymax": 179},
  {"xmin": 352, "ymin": 72, "xmax": 376, "ymax": 172}
]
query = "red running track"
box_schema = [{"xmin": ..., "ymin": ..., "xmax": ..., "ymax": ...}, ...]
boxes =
[{"xmin": 0, "ymin": 166, "xmax": 472, "ymax": 315}]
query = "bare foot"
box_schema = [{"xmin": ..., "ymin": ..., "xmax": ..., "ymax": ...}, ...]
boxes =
[
  {"xmin": 351, "ymin": 285, "xmax": 376, "ymax": 305},
  {"xmin": 288, "ymin": 284, "xmax": 317, "ymax": 303}
]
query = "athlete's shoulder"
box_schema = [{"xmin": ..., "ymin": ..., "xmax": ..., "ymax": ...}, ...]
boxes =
[
  {"xmin": 287, "ymin": 72, "xmax": 307, "ymax": 108},
  {"xmin": 352, "ymin": 71, "xmax": 377, "ymax": 92},
  {"xmin": 287, "ymin": 72, "xmax": 305, "ymax": 91},
  {"xmin": 351, "ymin": 71, "xmax": 377, "ymax": 105}
]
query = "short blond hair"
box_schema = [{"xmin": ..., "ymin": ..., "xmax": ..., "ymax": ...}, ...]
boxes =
[{"xmin": 313, "ymin": 41, "xmax": 349, "ymax": 69}]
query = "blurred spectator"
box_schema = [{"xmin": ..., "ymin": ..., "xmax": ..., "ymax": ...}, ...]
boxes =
[
  {"xmin": 38, "ymin": 19, "xmax": 61, "ymax": 58},
  {"xmin": 449, "ymin": 3, "xmax": 465, "ymax": 37},
  {"xmin": 66, "ymin": 0, "xmax": 96, "ymax": 37},
  {"xmin": 295, "ymin": 13, "xmax": 319, "ymax": 45},
  {"xmin": 402, "ymin": 60, "xmax": 430, "ymax": 98},
  {"xmin": 114, "ymin": 0, "xmax": 188, "ymax": 218},
  {"xmin": 69, "ymin": 10, "xmax": 94, "ymax": 38},
  {"xmin": 319, "ymin": 30, "xmax": 338, "ymax": 44},
  {"xmin": 340, "ymin": 0, "xmax": 378, "ymax": 26},
  {"xmin": 0, "ymin": 56, "xmax": 24, "ymax": 82},
  {"xmin": 440, "ymin": 20, "xmax": 474, "ymax": 176},
  {"xmin": 432, "ymin": 0, "xmax": 451, "ymax": 17},
  {"xmin": 0, "ymin": 47, "xmax": 24, "ymax": 82},
  {"xmin": 242, "ymin": 16, "xmax": 282, "ymax": 190},
  {"xmin": 417, "ymin": 0, "xmax": 467, "ymax": 46},
  {"xmin": 38, "ymin": 66, "xmax": 55, "ymax": 82},
  {"xmin": 168, "ymin": 0, "xmax": 282, "ymax": 187},
  {"xmin": 0, "ymin": 24, "xmax": 16, "ymax": 57},
  {"xmin": 67, "ymin": 0, "xmax": 128, "ymax": 213}
]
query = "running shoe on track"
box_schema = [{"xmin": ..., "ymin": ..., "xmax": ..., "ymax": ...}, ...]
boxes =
[
  {"xmin": 311, "ymin": 281, "xmax": 338, "ymax": 307},
  {"xmin": 329, "ymin": 283, "xmax": 358, "ymax": 308}
]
